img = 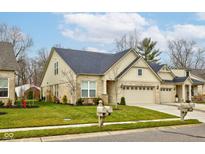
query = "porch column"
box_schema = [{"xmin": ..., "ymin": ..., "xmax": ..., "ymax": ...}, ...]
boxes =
[
  {"xmin": 189, "ymin": 84, "xmax": 192, "ymax": 101},
  {"xmin": 103, "ymin": 80, "xmax": 107, "ymax": 94},
  {"xmin": 182, "ymin": 84, "xmax": 185, "ymax": 102}
]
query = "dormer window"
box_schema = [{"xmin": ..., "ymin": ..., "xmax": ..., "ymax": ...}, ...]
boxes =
[{"xmin": 54, "ymin": 62, "xmax": 58, "ymax": 75}]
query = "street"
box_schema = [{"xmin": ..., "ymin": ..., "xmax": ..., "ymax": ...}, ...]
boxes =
[{"xmin": 55, "ymin": 124, "xmax": 205, "ymax": 142}]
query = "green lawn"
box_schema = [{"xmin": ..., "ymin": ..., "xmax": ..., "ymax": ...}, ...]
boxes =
[
  {"xmin": 0, "ymin": 102, "xmax": 177, "ymax": 129},
  {"xmin": 0, "ymin": 119, "xmax": 200, "ymax": 140}
]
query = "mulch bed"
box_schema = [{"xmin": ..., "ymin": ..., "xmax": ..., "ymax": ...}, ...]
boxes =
[
  {"xmin": 0, "ymin": 105, "xmax": 39, "ymax": 109},
  {"xmin": 0, "ymin": 112, "xmax": 7, "ymax": 115}
]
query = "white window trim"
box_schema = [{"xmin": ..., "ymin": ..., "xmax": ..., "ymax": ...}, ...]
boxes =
[
  {"xmin": 81, "ymin": 80, "xmax": 97, "ymax": 98},
  {"xmin": 0, "ymin": 78, "xmax": 9, "ymax": 98}
]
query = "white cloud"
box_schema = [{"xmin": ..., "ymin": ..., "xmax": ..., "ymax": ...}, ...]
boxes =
[
  {"xmin": 61, "ymin": 13, "xmax": 149, "ymax": 43},
  {"xmin": 60, "ymin": 13, "xmax": 205, "ymax": 53},
  {"xmin": 140, "ymin": 26, "xmax": 167, "ymax": 50},
  {"xmin": 166, "ymin": 24, "xmax": 205, "ymax": 41}
]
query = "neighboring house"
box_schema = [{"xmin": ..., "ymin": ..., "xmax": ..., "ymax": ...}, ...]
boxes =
[
  {"xmin": 40, "ymin": 47, "xmax": 205, "ymax": 105},
  {"xmin": 15, "ymin": 84, "xmax": 40, "ymax": 100},
  {"xmin": 0, "ymin": 42, "xmax": 18, "ymax": 105}
]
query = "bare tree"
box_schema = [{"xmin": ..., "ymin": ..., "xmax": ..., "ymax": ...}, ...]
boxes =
[
  {"xmin": 109, "ymin": 65, "xmax": 122, "ymax": 109},
  {"xmin": 0, "ymin": 23, "xmax": 33, "ymax": 86},
  {"xmin": 168, "ymin": 39, "xmax": 205, "ymax": 69},
  {"xmin": 115, "ymin": 30, "xmax": 139, "ymax": 52},
  {"xmin": 28, "ymin": 48, "xmax": 49, "ymax": 86},
  {"xmin": 16, "ymin": 55, "xmax": 33, "ymax": 85},
  {"xmin": 193, "ymin": 48, "xmax": 205, "ymax": 69},
  {"xmin": 61, "ymin": 70, "xmax": 77, "ymax": 104},
  {"xmin": 0, "ymin": 23, "xmax": 33, "ymax": 59}
]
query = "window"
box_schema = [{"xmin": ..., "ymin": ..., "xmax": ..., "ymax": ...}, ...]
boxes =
[
  {"xmin": 54, "ymin": 62, "xmax": 58, "ymax": 75},
  {"xmin": 54, "ymin": 85, "xmax": 59, "ymax": 97},
  {"xmin": 138, "ymin": 69, "xmax": 142, "ymax": 76},
  {"xmin": 81, "ymin": 81, "xmax": 96, "ymax": 98},
  {"xmin": 0, "ymin": 78, "xmax": 8, "ymax": 97}
]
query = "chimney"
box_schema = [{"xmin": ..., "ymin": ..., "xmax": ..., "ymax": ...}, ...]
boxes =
[{"xmin": 186, "ymin": 70, "xmax": 190, "ymax": 77}]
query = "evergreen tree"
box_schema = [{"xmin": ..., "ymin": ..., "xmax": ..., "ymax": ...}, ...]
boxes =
[{"xmin": 137, "ymin": 37, "xmax": 161, "ymax": 63}]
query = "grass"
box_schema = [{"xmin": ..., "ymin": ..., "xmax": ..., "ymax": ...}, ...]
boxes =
[
  {"xmin": 0, "ymin": 119, "xmax": 200, "ymax": 140},
  {"xmin": 0, "ymin": 102, "xmax": 177, "ymax": 129},
  {"xmin": 194, "ymin": 101, "xmax": 205, "ymax": 104}
]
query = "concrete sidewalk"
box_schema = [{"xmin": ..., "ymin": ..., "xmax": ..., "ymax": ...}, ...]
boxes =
[
  {"xmin": 0, "ymin": 118, "xmax": 180, "ymax": 133},
  {"xmin": 162, "ymin": 102, "xmax": 205, "ymax": 112},
  {"xmin": 136, "ymin": 103, "xmax": 205, "ymax": 123}
]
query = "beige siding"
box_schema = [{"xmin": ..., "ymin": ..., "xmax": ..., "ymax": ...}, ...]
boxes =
[
  {"xmin": 121, "ymin": 58, "xmax": 160, "ymax": 83},
  {"xmin": 104, "ymin": 50, "xmax": 137, "ymax": 80},
  {"xmin": 41, "ymin": 51, "xmax": 76, "ymax": 102},
  {"xmin": 158, "ymin": 72, "xmax": 174, "ymax": 80},
  {"xmin": 108, "ymin": 58, "xmax": 161, "ymax": 105},
  {"xmin": 0, "ymin": 70, "xmax": 16, "ymax": 105},
  {"xmin": 76, "ymin": 75, "xmax": 103, "ymax": 99},
  {"xmin": 171, "ymin": 69, "xmax": 186, "ymax": 77}
]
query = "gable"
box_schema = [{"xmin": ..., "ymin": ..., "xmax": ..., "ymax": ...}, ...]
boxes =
[
  {"xmin": 41, "ymin": 50, "xmax": 76, "ymax": 87},
  {"xmin": 104, "ymin": 49, "xmax": 138, "ymax": 80},
  {"xmin": 184, "ymin": 77, "xmax": 193, "ymax": 85},
  {"xmin": 158, "ymin": 65, "xmax": 175, "ymax": 80},
  {"xmin": 120, "ymin": 58, "xmax": 161, "ymax": 82}
]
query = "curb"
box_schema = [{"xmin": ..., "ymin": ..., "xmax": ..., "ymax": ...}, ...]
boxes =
[{"xmin": 7, "ymin": 123, "xmax": 202, "ymax": 142}]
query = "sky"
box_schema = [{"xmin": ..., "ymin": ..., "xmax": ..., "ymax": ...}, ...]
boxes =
[{"xmin": 0, "ymin": 12, "xmax": 205, "ymax": 63}]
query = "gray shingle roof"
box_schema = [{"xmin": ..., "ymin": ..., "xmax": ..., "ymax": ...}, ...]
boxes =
[
  {"xmin": 191, "ymin": 78, "xmax": 204, "ymax": 85},
  {"xmin": 0, "ymin": 42, "xmax": 18, "ymax": 71},
  {"xmin": 163, "ymin": 77, "xmax": 204, "ymax": 85},
  {"xmin": 148, "ymin": 62, "xmax": 164, "ymax": 73},
  {"xmin": 190, "ymin": 69, "xmax": 205, "ymax": 80},
  {"xmin": 163, "ymin": 77, "xmax": 188, "ymax": 83},
  {"xmin": 54, "ymin": 47, "xmax": 131, "ymax": 75}
]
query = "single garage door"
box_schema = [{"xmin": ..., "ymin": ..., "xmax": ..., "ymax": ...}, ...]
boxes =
[
  {"xmin": 123, "ymin": 86, "xmax": 155, "ymax": 105},
  {"xmin": 160, "ymin": 88, "xmax": 174, "ymax": 103}
]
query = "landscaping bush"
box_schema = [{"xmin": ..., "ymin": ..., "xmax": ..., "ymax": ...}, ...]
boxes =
[
  {"xmin": 27, "ymin": 90, "xmax": 33, "ymax": 100},
  {"xmin": 0, "ymin": 101, "xmax": 4, "ymax": 107},
  {"xmin": 76, "ymin": 98, "xmax": 84, "ymax": 106},
  {"xmin": 62, "ymin": 95, "xmax": 68, "ymax": 104},
  {"xmin": 93, "ymin": 97, "xmax": 102, "ymax": 105},
  {"xmin": 120, "ymin": 97, "xmax": 126, "ymax": 105},
  {"xmin": 6, "ymin": 99, "xmax": 12, "ymax": 108}
]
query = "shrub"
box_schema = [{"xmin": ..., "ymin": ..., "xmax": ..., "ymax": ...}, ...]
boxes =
[
  {"xmin": 120, "ymin": 97, "xmax": 126, "ymax": 105},
  {"xmin": 6, "ymin": 99, "xmax": 12, "ymax": 108},
  {"xmin": 93, "ymin": 97, "xmax": 102, "ymax": 105},
  {"xmin": 27, "ymin": 90, "xmax": 33, "ymax": 100},
  {"xmin": 62, "ymin": 95, "xmax": 68, "ymax": 104},
  {"xmin": 76, "ymin": 98, "xmax": 84, "ymax": 106},
  {"xmin": 0, "ymin": 101, "xmax": 4, "ymax": 107}
]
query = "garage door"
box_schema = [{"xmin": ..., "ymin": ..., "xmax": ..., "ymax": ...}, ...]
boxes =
[
  {"xmin": 160, "ymin": 88, "xmax": 174, "ymax": 103},
  {"xmin": 123, "ymin": 86, "xmax": 155, "ymax": 105}
]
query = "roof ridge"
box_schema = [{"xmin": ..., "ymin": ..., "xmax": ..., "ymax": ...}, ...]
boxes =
[{"xmin": 53, "ymin": 47, "xmax": 131, "ymax": 56}]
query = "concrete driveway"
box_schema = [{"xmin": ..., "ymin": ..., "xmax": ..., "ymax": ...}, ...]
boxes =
[{"xmin": 136, "ymin": 103, "xmax": 205, "ymax": 123}]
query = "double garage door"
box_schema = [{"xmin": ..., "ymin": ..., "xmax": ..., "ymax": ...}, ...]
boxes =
[{"xmin": 123, "ymin": 86, "xmax": 155, "ymax": 105}]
